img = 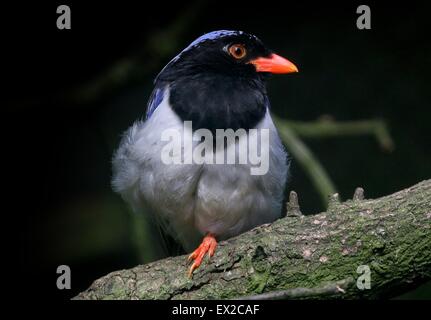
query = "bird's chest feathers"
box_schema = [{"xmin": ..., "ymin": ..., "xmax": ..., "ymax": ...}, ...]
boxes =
[
  {"xmin": 168, "ymin": 75, "xmax": 267, "ymax": 133},
  {"xmin": 116, "ymin": 93, "xmax": 287, "ymax": 246},
  {"xmin": 143, "ymin": 98, "xmax": 272, "ymax": 196},
  {"xmin": 140, "ymin": 96, "xmax": 278, "ymax": 208}
]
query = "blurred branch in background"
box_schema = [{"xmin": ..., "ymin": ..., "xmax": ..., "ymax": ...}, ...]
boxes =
[
  {"xmin": 273, "ymin": 115, "xmax": 394, "ymax": 207},
  {"xmin": 285, "ymin": 116, "xmax": 394, "ymax": 151},
  {"xmin": 273, "ymin": 115, "xmax": 337, "ymax": 205},
  {"xmin": 68, "ymin": 0, "xmax": 207, "ymax": 104}
]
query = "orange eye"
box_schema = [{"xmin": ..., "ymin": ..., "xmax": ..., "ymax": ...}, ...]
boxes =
[{"xmin": 228, "ymin": 44, "xmax": 247, "ymax": 59}]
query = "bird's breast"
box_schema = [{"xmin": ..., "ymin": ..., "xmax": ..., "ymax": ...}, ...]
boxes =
[{"xmin": 112, "ymin": 87, "xmax": 288, "ymax": 251}]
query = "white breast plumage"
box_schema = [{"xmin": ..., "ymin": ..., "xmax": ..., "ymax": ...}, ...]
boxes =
[{"xmin": 112, "ymin": 88, "xmax": 288, "ymax": 251}]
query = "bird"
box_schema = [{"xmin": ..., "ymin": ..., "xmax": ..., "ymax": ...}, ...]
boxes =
[{"xmin": 112, "ymin": 30, "xmax": 298, "ymax": 277}]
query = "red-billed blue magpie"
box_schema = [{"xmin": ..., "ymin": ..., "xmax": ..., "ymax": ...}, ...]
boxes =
[{"xmin": 112, "ymin": 30, "xmax": 298, "ymax": 276}]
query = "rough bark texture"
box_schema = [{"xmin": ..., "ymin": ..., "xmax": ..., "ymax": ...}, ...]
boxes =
[{"xmin": 75, "ymin": 180, "xmax": 431, "ymax": 300}]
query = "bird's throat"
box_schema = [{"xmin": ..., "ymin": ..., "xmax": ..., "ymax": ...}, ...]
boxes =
[{"xmin": 168, "ymin": 75, "xmax": 267, "ymax": 133}]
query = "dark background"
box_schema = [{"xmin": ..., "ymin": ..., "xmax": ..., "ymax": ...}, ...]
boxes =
[{"xmin": 4, "ymin": 1, "xmax": 430, "ymax": 299}]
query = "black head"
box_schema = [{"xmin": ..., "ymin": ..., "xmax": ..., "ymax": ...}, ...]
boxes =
[
  {"xmin": 153, "ymin": 30, "xmax": 298, "ymax": 132},
  {"xmin": 156, "ymin": 30, "xmax": 297, "ymax": 81}
]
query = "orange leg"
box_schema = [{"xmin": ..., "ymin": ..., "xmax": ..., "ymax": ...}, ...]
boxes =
[{"xmin": 187, "ymin": 234, "xmax": 217, "ymax": 277}]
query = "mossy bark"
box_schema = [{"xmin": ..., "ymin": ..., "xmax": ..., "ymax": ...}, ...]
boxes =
[{"xmin": 75, "ymin": 179, "xmax": 431, "ymax": 300}]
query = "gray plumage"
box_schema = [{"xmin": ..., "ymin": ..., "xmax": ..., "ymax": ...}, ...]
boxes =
[{"xmin": 112, "ymin": 87, "xmax": 288, "ymax": 252}]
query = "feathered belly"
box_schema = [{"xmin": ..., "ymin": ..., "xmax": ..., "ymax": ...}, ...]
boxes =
[
  {"xmin": 142, "ymin": 160, "xmax": 285, "ymax": 251},
  {"xmin": 194, "ymin": 163, "xmax": 283, "ymax": 238}
]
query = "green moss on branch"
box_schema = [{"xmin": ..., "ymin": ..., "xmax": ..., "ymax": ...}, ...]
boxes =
[{"xmin": 75, "ymin": 180, "xmax": 431, "ymax": 300}]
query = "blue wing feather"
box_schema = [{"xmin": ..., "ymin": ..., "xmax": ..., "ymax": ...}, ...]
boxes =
[{"xmin": 145, "ymin": 86, "xmax": 165, "ymax": 120}]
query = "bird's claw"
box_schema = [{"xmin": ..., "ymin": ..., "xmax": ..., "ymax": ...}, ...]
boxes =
[{"xmin": 187, "ymin": 234, "xmax": 217, "ymax": 278}]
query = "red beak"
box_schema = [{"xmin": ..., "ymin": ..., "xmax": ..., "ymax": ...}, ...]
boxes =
[{"xmin": 250, "ymin": 53, "xmax": 298, "ymax": 74}]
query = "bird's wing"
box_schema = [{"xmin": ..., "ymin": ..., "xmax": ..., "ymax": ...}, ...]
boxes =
[
  {"xmin": 145, "ymin": 85, "xmax": 165, "ymax": 120},
  {"xmin": 141, "ymin": 200, "xmax": 186, "ymax": 257},
  {"xmin": 132, "ymin": 202, "xmax": 186, "ymax": 260},
  {"xmin": 155, "ymin": 222, "xmax": 186, "ymax": 257},
  {"xmin": 144, "ymin": 86, "xmax": 187, "ymax": 256}
]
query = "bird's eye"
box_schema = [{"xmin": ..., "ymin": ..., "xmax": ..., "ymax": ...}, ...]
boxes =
[{"xmin": 228, "ymin": 44, "xmax": 247, "ymax": 60}]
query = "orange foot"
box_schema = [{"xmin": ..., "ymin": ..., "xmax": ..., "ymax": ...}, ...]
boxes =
[{"xmin": 187, "ymin": 234, "xmax": 217, "ymax": 277}]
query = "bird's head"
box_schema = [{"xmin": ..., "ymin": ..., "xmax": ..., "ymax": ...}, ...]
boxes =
[
  {"xmin": 156, "ymin": 30, "xmax": 298, "ymax": 82},
  {"xmin": 152, "ymin": 30, "xmax": 298, "ymax": 132}
]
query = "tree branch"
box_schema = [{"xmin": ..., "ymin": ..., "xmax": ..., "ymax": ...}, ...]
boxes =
[
  {"xmin": 273, "ymin": 115, "xmax": 395, "ymax": 206},
  {"xmin": 237, "ymin": 278, "xmax": 354, "ymax": 300},
  {"xmin": 75, "ymin": 179, "xmax": 431, "ymax": 300}
]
